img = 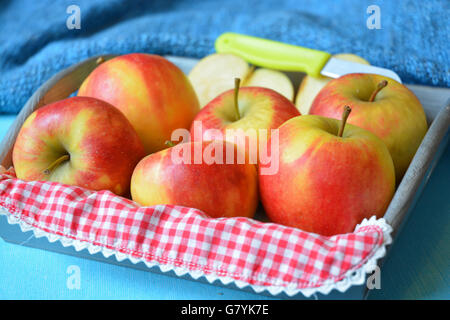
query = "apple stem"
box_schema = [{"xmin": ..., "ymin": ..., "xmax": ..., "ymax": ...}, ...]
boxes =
[
  {"xmin": 96, "ymin": 56, "xmax": 105, "ymax": 65},
  {"xmin": 43, "ymin": 154, "xmax": 70, "ymax": 175},
  {"xmin": 165, "ymin": 140, "xmax": 175, "ymax": 147},
  {"xmin": 234, "ymin": 77, "xmax": 241, "ymax": 121},
  {"xmin": 368, "ymin": 80, "xmax": 388, "ymax": 102},
  {"xmin": 338, "ymin": 106, "xmax": 352, "ymax": 137}
]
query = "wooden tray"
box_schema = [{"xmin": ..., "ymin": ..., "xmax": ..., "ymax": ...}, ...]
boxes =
[{"xmin": 1, "ymin": 55, "xmax": 449, "ymax": 299}]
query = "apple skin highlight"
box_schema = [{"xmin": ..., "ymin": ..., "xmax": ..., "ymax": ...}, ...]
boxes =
[
  {"xmin": 259, "ymin": 115, "xmax": 396, "ymax": 236},
  {"xmin": 12, "ymin": 96, "xmax": 146, "ymax": 196},
  {"xmin": 78, "ymin": 53, "xmax": 200, "ymax": 154}
]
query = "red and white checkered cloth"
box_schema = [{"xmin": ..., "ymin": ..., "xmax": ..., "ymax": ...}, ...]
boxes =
[{"xmin": 0, "ymin": 171, "xmax": 391, "ymax": 296}]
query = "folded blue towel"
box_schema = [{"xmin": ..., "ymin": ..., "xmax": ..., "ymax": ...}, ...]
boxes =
[{"xmin": 0, "ymin": 0, "xmax": 448, "ymax": 114}]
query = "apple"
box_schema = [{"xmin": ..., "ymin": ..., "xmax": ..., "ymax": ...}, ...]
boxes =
[
  {"xmin": 188, "ymin": 53, "xmax": 294, "ymax": 107},
  {"xmin": 309, "ymin": 73, "xmax": 428, "ymax": 181},
  {"xmin": 130, "ymin": 140, "xmax": 258, "ymax": 218},
  {"xmin": 12, "ymin": 97, "xmax": 145, "ymax": 196},
  {"xmin": 295, "ymin": 53, "xmax": 370, "ymax": 115},
  {"xmin": 78, "ymin": 53, "xmax": 200, "ymax": 154},
  {"xmin": 259, "ymin": 107, "xmax": 396, "ymax": 236},
  {"xmin": 190, "ymin": 79, "xmax": 300, "ymax": 163}
]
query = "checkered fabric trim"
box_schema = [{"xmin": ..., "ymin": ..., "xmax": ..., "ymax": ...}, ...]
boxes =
[{"xmin": 0, "ymin": 173, "xmax": 386, "ymax": 291}]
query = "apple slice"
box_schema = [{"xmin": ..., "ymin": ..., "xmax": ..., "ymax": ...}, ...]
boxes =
[
  {"xmin": 295, "ymin": 53, "xmax": 370, "ymax": 115},
  {"xmin": 188, "ymin": 53, "xmax": 296, "ymax": 107},
  {"xmin": 243, "ymin": 68, "xmax": 294, "ymax": 101},
  {"xmin": 188, "ymin": 53, "xmax": 251, "ymax": 107}
]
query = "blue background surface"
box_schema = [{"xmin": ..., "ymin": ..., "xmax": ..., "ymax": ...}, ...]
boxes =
[{"xmin": 0, "ymin": 118, "xmax": 449, "ymax": 299}]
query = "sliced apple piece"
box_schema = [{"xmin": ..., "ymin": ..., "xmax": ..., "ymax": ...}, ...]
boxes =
[
  {"xmin": 295, "ymin": 53, "xmax": 370, "ymax": 115},
  {"xmin": 331, "ymin": 53, "xmax": 370, "ymax": 65},
  {"xmin": 188, "ymin": 53, "xmax": 251, "ymax": 107},
  {"xmin": 243, "ymin": 68, "xmax": 294, "ymax": 101}
]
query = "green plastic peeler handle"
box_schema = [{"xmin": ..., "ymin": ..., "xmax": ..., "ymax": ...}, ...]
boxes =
[{"xmin": 215, "ymin": 32, "xmax": 331, "ymax": 77}]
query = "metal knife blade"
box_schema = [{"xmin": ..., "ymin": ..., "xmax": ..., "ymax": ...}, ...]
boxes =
[{"xmin": 321, "ymin": 57, "xmax": 402, "ymax": 83}]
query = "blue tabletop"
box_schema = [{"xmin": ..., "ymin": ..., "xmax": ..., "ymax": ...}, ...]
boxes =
[{"xmin": 0, "ymin": 115, "xmax": 448, "ymax": 300}]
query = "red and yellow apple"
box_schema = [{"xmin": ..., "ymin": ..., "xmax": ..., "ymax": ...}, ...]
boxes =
[
  {"xmin": 78, "ymin": 53, "xmax": 200, "ymax": 154},
  {"xmin": 310, "ymin": 73, "xmax": 427, "ymax": 181},
  {"xmin": 12, "ymin": 97, "xmax": 145, "ymax": 196},
  {"xmin": 190, "ymin": 81, "xmax": 300, "ymax": 163},
  {"xmin": 259, "ymin": 108, "xmax": 396, "ymax": 236},
  {"xmin": 295, "ymin": 53, "xmax": 370, "ymax": 115},
  {"xmin": 131, "ymin": 140, "xmax": 258, "ymax": 218}
]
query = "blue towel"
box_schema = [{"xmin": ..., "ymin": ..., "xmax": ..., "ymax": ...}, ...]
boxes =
[{"xmin": 0, "ymin": 0, "xmax": 448, "ymax": 114}]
